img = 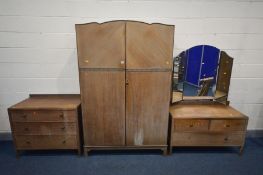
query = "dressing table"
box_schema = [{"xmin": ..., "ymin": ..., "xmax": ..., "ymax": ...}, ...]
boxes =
[{"xmin": 169, "ymin": 45, "xmax": 248, "ymax": 154}]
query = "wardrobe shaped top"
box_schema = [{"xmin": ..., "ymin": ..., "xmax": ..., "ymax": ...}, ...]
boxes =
[{"xmin": 75, "ymin": 20, "xmax": 174, "ymax": 70}]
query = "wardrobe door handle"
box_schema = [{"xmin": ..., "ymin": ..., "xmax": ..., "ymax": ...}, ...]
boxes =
[{"xmin": 224, "ymin": 124, "xmax": 230, "ymax": 128}]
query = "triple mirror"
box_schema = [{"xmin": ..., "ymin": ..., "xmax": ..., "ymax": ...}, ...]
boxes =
[{"xmin": 172, "ymin": 45, "xmax": 233, "ymax": 104}]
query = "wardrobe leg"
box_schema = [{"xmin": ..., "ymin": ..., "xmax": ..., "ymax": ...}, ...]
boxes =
[
  {"xmin": 77, "ymin": 148, "xmax": 81, "ymax": 156},
  {"xmin": 84, "ymin": 148, "xmax": 89, "ymax": 156},
  {"xmin": 162, "ymin": 148, "xmax": 168, "ymax": 156},
  {"xmin": 15, "ymin": 150, "xmax": 20, "ymax": 159}
]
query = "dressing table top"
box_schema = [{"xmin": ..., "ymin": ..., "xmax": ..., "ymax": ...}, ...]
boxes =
[{"xmin": 170, "ymin": 103, "xmax": 248, "ymax": 119}]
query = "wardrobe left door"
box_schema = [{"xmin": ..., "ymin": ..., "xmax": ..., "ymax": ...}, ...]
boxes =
[
  {"xmin": 76, "ymin": 21, "xmax": 126, "ymax": 146},
  {"xmin": 79, "ymin": 70, "xmax": 125, "ymax": 146}
]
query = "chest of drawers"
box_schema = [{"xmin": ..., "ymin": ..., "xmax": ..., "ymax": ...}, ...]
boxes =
[
  {"xmin": 169, "ymin": 103, "xmax": 248, "ymax": 154},
  {"xmin": 8, "ymin": 94, "xmax": 81, "ymax": 157}
]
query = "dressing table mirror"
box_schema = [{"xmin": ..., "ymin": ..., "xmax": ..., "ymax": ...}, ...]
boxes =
[
  {"xmin": 169, "ymin": 45, "xmax": 248, "ymax": 155},
  {"xmin": 171, "ymin": 45, "xmax": 233, "ymax": 104}
]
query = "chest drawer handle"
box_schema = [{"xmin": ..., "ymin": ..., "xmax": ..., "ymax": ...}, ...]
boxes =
[
  {"xmin": 24, "ymin": 128, "xmax": 29, "ymax": 131},
  {"xmin": 59, "ymin": 113, "xmax": 64, "ymax": 119},
  {"xmin": 189, "ymin": 124, "xmax": 194, "ymax": 128},
  {"xmin": 22, "ymin": 115, "xmax": 27, "ymax": 119},
  {"xmin": 224, "ymin": 124, "xmax": 230, "ymax": 128},
  {"xmin": 224, "ymin": 137, "xmax": 228, "ymax": 141},
  {"xmin": 61, "ymin": 127, "xmax": 66, "ymax": 130},
  {"xmin": 62, "ymin": 140, "xmax": 66, "ymax": 144},
  {"xmin": 26, "ymin": 141, "xmax": 31, "ymax": 144}
]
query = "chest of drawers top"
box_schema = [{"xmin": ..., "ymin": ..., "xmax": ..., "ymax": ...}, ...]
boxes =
[{"xmin": 9, "ymin": 94, "xmax": 81, "ymax": 111}]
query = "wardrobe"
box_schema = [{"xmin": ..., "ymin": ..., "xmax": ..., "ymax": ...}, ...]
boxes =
[{"xmin": 75, "ymin": 21, "xmax": 174, "ymax": 155}]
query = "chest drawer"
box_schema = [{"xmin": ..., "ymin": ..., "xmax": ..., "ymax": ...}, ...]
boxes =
[
  {"xmin": 174, "ymin": 119, "xmax": 209, "ymax": 131},
  {"xmin": 13, "ymin": 122, "xmax": 77, "ymax": 135},
  {"xmin": 210, "ymin": 119, "xmax": 246, "ymax": 131},
  {"xmin": 15, "ymin": 135, "xmax": 77, "ymax": 149},
  {"xmin": 10, "ymin": 110, "xmax": 76, "ymax": 122}
]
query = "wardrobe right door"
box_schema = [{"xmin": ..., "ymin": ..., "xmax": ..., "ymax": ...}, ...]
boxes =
[
  {"xmin": 125, "ymin": 21, "xmax": 174, "ymax": 146},
  {"xmin": 126, "ymin": 71, "xmax": 171, "ymax": 146}
]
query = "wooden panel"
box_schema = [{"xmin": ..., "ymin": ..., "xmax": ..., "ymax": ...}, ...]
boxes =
[
  {"xmin": 172, "ymin": 132, "xmax": 244, "ymax": 146},
  {"xmin": 15, "ymin": 135, "xmax": 77, "ymax": 149},
  {"xmin": 174, "ymin": 119, "xmax": 209, "ymax": 132},
  {"xmin": 80, "ymin": 70, "xmax": 125, "ymax": 146},
  {"xmin": 210, "ymin": 119, "xmax": 246, "ymax": 131},
  {"xmin": 216, "ymin": 51, "xmax": 233, "ymax": 94},
  {"xmin": 10, "ymin": 110, "xmax": 76, "ymax": 122},
  {"xmin": 76, "ymin": 21, "xmax": 125, "ymax": 69},
  {"xmin": 126, "ymin": 71, "xmax": 171, "ymax": 146},
  {"xmin": 13, "ymin": 122, "xmax": 77, "ymax": 135},
  {"xmin": 126, "ymin": 22, "xmax": 174, "ymax": 70}
]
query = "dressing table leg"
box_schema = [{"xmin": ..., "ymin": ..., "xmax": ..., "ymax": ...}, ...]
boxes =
[{"xmin": 239, "ymin": 146, "xmax": 244, "ymax": 155}]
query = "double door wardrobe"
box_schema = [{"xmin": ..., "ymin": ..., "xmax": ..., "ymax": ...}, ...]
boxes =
[{"xmin": 75, "ymin": 21, "xmax": 174, "ymax": 155}]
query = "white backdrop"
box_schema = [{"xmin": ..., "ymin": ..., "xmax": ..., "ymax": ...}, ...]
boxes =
[{"xmin": 1, "ymin": 0, "xmax": 263, "ymax": 132}]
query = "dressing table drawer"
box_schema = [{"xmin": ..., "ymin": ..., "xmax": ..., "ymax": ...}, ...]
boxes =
[
  {"xmin": 11, "ymin": 110, "xmax": 76, "ymax": 122},
  {"xmin": 174, "ymin": 119, "xmax": 209, "ymax": 131},
  {"xmin": 210, "ymin": 119, "xmax": 246, "ymax": 131},
  {"xmin": 13, "ymin": 122, "xmax": 77, "ymax": 135},
  {"xmin": 15, "ymin": 135, "xmax": 78, "ymax": 149},
  {"xmin": 172, "ymin": 132, "xmax": 244, "ymax": 146}
]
